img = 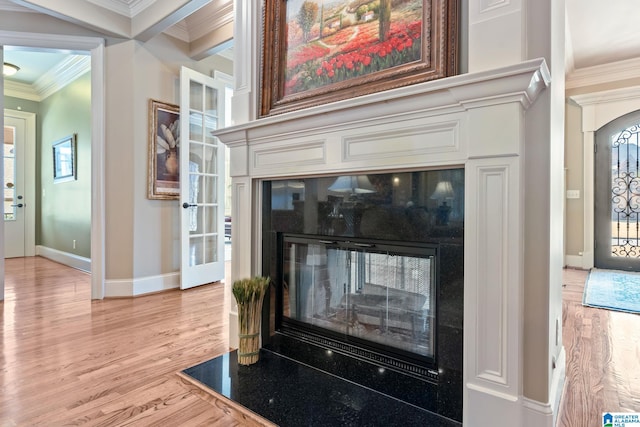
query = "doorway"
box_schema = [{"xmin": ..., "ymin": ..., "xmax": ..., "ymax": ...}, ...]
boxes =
[
  {"xmin": 594, "ymin": 110, "xmax": 640, "ymax": 271},
  {"xmin": 1, "ymin": 34, "xmax": 105, "ymax": 300}
]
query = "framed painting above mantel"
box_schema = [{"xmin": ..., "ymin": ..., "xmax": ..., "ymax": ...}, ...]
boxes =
[{"xmin": 260, "ymin": 0, "xmax": 459, "ymax": 117}]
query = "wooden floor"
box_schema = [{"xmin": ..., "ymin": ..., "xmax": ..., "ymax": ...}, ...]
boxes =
[
  {"xmin": 557, "ymin": 268, "xmax": 640, "ymax": 427},
  {"xmin": 1, "ymin": 258, "xmax": 639, "ymax": 426},
  {"xmin": 0, "ymin": 256, "xmax": 263, "ymax": 426}
]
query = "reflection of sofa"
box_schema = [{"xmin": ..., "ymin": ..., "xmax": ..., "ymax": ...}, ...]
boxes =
[{"xmin": 336, "ymin": 283, "xmax": 430, "ymax": 338}]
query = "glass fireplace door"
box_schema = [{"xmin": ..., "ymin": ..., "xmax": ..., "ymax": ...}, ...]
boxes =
[{"xmin": 283, "ymin": 236, "xmax": 436, "ymax": 359}]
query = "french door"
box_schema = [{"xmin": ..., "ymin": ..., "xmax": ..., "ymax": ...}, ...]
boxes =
[
  {"xmin": 179, "ymin": 67, "xmax": 227, "ymax": 289},
  {"xmin": 594, "ymin": 110, "xmax": 640, "ymax": 271}
]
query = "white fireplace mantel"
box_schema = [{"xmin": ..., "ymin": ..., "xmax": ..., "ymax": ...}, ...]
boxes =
[
  {"xmin": 215, "ymin": 58, "xmax": 559, "ymax": 427},
  {"xmin": 218, "ymin": 58, "xmax": 549, "ymax": 162}
]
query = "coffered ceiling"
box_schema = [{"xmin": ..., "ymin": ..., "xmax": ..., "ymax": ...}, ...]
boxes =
[
  {"xmin": 1, "ymin": 0, "xmax": 234, "ymax": 100},
  {"xmin": 0, "ymin": 0, "xmax": 233, "ymax": 45}
]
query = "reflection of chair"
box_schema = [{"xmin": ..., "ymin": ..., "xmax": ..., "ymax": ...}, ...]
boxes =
[{"xmin": 336, "ymin": 283, "xmax": 429, "ymax": 339}]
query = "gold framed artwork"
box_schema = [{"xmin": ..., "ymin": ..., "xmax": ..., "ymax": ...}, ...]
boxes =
[
  {"xmin": 148, "ymin": 99, "xmax": 180, "ymax": 200},
  {"xmin": 260, "ymin": 0, "xmax": 459, "ymax": 117}
]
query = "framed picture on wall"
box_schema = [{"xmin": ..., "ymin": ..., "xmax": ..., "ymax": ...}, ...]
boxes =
[
  {"xmin": 148, "ymin": 99, "xmax": 180, "ymax": 200},
  {"xmin": 52, "ymin": 134, "xmax": 77, "ymax": 183},
  {"xmin": 260, "ymin": 0, "xmax": 459, "ymax": 117}
]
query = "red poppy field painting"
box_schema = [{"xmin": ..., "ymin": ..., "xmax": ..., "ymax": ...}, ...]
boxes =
[
  {"xmin": 284, "ymin": 0, "xmax": 423, "ymax": 95},
  {"xmin": 260, "ymin": 0, "xmax": 458, "ymax": 116}
]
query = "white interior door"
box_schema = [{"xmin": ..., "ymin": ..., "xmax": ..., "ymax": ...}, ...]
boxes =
[
  {"xmin": 4, "ymin": 111, "xmax": 35, "ymax": 258},
  {"xmin": 179, "ymin": 67, "xmax": 226, "ymax": 289}
]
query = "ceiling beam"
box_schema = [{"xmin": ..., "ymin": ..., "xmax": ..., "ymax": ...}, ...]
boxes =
[
  {"xmin": 132, "ymin": 0, "xmax": 212, "ymax": 42},
  {"xmin": 10, "ymin": 0, "xmax": 130, "ymax": 38},
  {"xmin": 189, "ymin": 21, "xmax": 233, "ymax": 61},
  {"xmin": 9, "ymin": 0, "xmax": 213, "ymax": 42}
]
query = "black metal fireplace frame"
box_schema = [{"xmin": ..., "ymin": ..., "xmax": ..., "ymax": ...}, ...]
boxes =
[{"xmin": 275, "ymin": 233, "xmax": 441, "ymax": 381}]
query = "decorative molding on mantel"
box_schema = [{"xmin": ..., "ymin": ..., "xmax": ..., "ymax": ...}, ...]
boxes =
[{"xmin": 217, "ymin": 59, "xmax": 550, "ymax": 147}]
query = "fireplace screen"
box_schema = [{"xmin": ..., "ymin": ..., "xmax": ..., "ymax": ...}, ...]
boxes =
[{"xmin": 282, "ymin": 235, "xmax": 436, "ymax": 359}]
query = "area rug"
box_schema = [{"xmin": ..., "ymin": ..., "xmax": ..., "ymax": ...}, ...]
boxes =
[{"xmin": 583, "ymin": 269, "xmax": 640, "ymax": 314}]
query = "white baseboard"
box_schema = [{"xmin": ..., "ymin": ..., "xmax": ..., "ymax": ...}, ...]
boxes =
[
  {"xmin": 522, "ymin": 397, "xmax": 554, "ymax": 427},
  {"xmin": 564, "ymin": 254, "xmax": 583, "ymax": 269},
  {"xmin": 549, "ymin": 347, "xmax": 567, "ymax": 427},
  {"xmin": 36, "ymin": 245, "xmax": 91, "ymax": 272},
  {"xmin": 105, "ymin": 272, "xmax": 180, "ymax": 297},
  {"xmin": 465, "ymin": 355, "xmax": 565, "ymax": 427},
  {"xmin": 521, "ymin": 347, "xmax": 565, "ymax": 427}
]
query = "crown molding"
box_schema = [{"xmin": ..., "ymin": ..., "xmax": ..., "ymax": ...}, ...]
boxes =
[
  {"xmin": 4, "ymin": 80, "xmax": 40, "ymax": 101},
  {"xmin": 565, "ymin": 56, "xmax": 640, "ymax": 90},
  {"xmin": 187, "ymin": 1, "xmax": 233, "ymax": 40},
  {"xmin": 4, "ymin": 54, "xmax": 90, "ymax": 101},
  {"xmin": 163, "ymin": 21, "xmax": 189, "ymax": 42},
  {"xmin": 35, "ymin": 55, "xmax": 91, "ymax": 100},
  {"xmin": 569, "ymin": 85, "xmax": 640, "ymax": 107},
  {"xmin": 163, "ymin": 0, "xmax": 232, "ymax": 43},
  {"xmin": 85, "ymin": 0, "xmax": 157, "ymax": 17}
]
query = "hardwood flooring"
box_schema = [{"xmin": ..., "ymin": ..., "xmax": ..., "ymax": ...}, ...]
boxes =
[
  {"xmin": 1, "ymin": 258, "xmax": 638, "ymax": 426},
  {"xmin": 557, "ymin": 268, "xmax": 640, "ymax": 427},
  {"xmin": 0, "ymin": 256, "xmax": 259, "ymax": 426}
]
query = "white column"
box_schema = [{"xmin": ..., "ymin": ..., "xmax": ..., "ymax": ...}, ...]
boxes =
[
  {"xmin": 231, "ymin": 0, "xmax": 261, "ymax": 125},
  {"xmin": 228, "ymin": 134, "xmax": 254, "ymax": 348},
  {"xmin": 464, "ymin": 102, "xmax": 524, "ymax": 425}
]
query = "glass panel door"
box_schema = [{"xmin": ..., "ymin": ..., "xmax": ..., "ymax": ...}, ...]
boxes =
[{"xmin": 180, "ymin": 67, "xmax": 226, "ymax": 289}]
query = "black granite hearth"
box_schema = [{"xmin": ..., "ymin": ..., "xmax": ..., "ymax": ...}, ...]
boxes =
[{"xmin": 183, "ymin": 348, "xmax": 462, "ymax": 427}]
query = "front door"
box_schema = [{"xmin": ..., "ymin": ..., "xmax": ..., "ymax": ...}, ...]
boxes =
[
  {"xmin": 594, "ymin": 110, "xmax": 640, "ymax": 271},
  {"xmin": 179, "ymin": 67, "xmax": 227, "ymax": 289},
  {"xmin": 4, "ymin": 111, "xmax": 35, "ymax": 258}
]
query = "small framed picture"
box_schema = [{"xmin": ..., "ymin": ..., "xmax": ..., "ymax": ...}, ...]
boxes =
[{"xmin": 52, "ymin": 134, "xmax": 77, "ymax": 183}]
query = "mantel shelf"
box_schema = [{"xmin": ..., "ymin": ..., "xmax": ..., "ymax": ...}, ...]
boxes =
[{"xmin": 215, "ymin": 58, "xmax": 550, "ymax": 148}]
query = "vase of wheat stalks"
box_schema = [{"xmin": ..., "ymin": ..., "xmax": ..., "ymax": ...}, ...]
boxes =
[{"xmin": 232, "ymin": 276, "xmax": 270, "ymax": 365}]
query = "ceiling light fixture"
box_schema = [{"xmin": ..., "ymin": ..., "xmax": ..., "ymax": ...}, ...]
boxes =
[{"xmin": 3, "ymin": 62, "xmax": 20, "ymax": 76}]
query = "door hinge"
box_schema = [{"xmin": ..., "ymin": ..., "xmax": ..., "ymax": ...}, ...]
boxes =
[{"xmin": 594, "ymin": 144, "xmax": 597, "ymax": 153}]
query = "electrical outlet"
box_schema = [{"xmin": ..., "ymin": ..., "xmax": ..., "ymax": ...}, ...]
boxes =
[
  {"xmin": 73, "ymin": 240, "xmax": 76, "ymax": 249},
  {"xmin": 566, "ymin": 190, "xmax": 580, "ymax": 199}
]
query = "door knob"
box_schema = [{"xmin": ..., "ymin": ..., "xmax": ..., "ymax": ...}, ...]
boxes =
[
  {"xmin": 182, "ymin": 202, "xmax": 197, "ymax": 209},
  {"xmin": 11, "ymin": 203, "xmax": 24, "ymax": 208}
]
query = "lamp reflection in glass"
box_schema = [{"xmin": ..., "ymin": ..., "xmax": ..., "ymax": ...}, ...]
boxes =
[
  {"xmin": 328, "ymin": 175, "xmax": 376, "ymax": 195},
  {"xmin": 430, "ymin": 180, "xmax": 454, "ymax": 225},
  {"xmin": 328, "ymin": 175, "xmax": 375, "ymax": 235}
]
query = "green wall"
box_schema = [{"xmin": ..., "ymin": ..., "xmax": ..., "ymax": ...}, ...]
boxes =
[
  {"xmin": 39, "ymin": 71, "xmax": 92, "ymax": 258},
  {"xmin": 4, "ymin": 97, "xmax": 40, "ymax": 115}
]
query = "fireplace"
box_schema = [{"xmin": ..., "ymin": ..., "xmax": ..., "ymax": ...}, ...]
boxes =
[
  {"xmin": 216, "ymin": 59, "xmax": 555, "ymax": 426},
  {"xmin": 260, "ymin": 169, "xmax": 464, "ymax": 421}
]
